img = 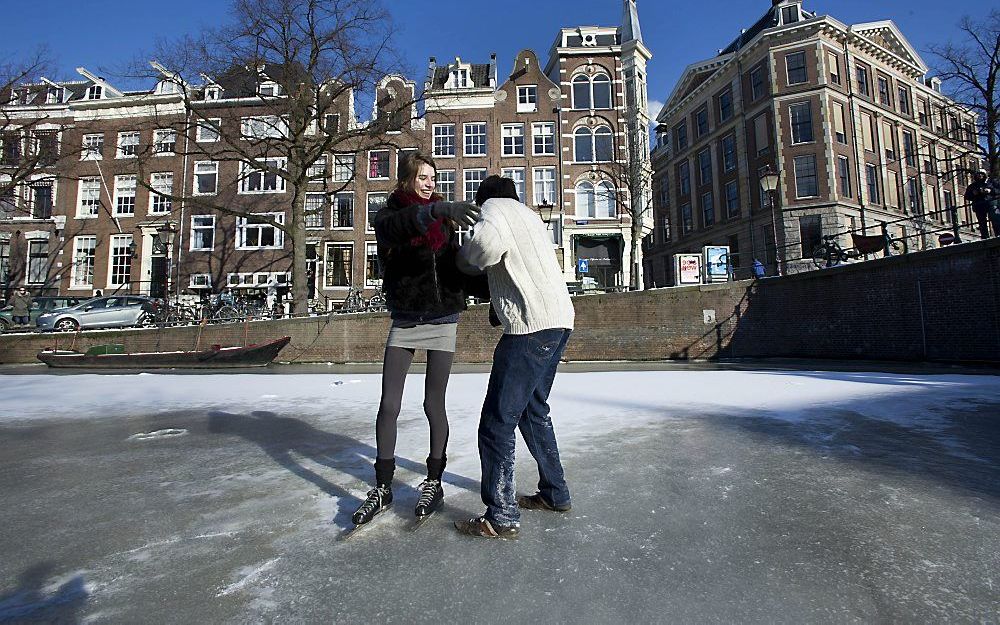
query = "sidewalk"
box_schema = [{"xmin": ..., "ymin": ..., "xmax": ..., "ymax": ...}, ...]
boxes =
[{"xmin": 0, "ymin": 367, "xmax": 997, "ymax": 623}]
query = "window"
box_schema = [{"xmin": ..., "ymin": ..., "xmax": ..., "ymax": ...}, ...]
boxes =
[
  {"xmin": 77, "ymin": 177, "xmax": 101, "ymax": 217},
  {"xmin": 153, "ymin": 129, "xmax": 176, "ymax": 154},
  {"xmin": 517, "ymin": 85, "xmax": 538, "ymax": 113},
  {"xmin": 464, "ymin": 123, "xmax": 486, "ymax": 157},
  {"xmin": 333, "ymin": 192, "xmax": 354, "ymax": 228},
  {"xmin": 333, "ymin": 153, "xmax": 355, "ymax": 182},
  {"xmin": 674, "ymin": 122, "xmax": 688, "ymax": 151},
  {"xmin": 725, "ymin": 180, "xmax": 740, "ymax": 218},
  {"xmin": 324, "ymin": 114, "xmax": 340, "ymax": 134},
  {"xmin": 368, "ymin": 150, "xmax": 389, "ymax": 179},
  {"xmin": 532, "ymin": 167, "xmax": 556, "ymax": 205},
  {"xmin": 194, "ymin": 161, "xmax": 218, "ymax": 195},
  {"xmin": 828, "ymin": 51, "xmax": 841, "ymax": 85},
  {"xmin": 572, "ymin": 73, "xmax": 612, "ymax": 110},
  {"xmin": 204, "ymin": 86, "xmax": 221, "ymax": 101},
  {"xmin": 27, "ymin": 240, "xmax": 48, "ymax": 285},
  {"xmin": 1, "ymin": 132, "xmax": 21, "ymax": 166},
  {"xmin": 433, "ymin": 124, "xmax": 456, "ymax": 157},
  {"xmin": 324, "ymin": 243, "xmax": 352, "ymax": 288},
  {"xmin": 29, "ymin": 182, "xmax": 53, "ymax": 219},
  {"xmin": 196, "ymin": 119, "xmax": 221, "ymax": 142},
  {"xmin": 109, "ymin": 234, "xmax": 132, "ymax": 288},
  {"xmin": 701, "ymin": 191, "xmax": 715, "ymax": 227},
  {"xmin": 793, "ymin": 155, "xmax": 818, "ymax": 197},
  {"xmin": 833, "ymin": 101, "xmax": 847, "ymax": 144},
  {"xmin": 750, "ymin": 65, "xmax": 767, "ymax": 101},
  {"xmin": 464, "ymin": 169, "xmax": 487, "ymax": 202},
  {"xmin": 71, "ymin": 236, "xmax": 95, "ymax": 287},
  {"xmin": 532, "ymin": 122, "xmax": 555, "ymax": 155},
  {"xmin": 718, "ymin": 89, "xmax": 733, "ymax": 122},
  {"xmin": 887, "ymin": 171, "xmax": 900, "ymax": 207},
  {"xmin": 902, "ymin": 130, "xmax": 916, "ymax": 167},
  {"xmin": 918, "ymin": 98, "xmax": 930, "ymax": 126},
  {"xmin": 679, "ymin": 161, "xmax": 691, "ymax": 195},
  {"xmin": 680, "ymin": 202, "xmax": 693, "ymax": 234},
  {"xmin": 861, "ymin": 112, "xmax": 875, "ymax": 152},
  {"xmin": 882, "ymin": 122, "xmax": 896, "ymax": 161},
  {"xmin": 502, "ymin": 124, "xmax": 525, "ymax": 156},
  {"xmin": 0, "ymin": 240, "xmax": 9, "ymax": 283},
  {"xmin": 898, "ymin": 87, "xmax": 911, "ymax": 115},
  {"xmin": 574, "ymin": 126, "xmax": 613, "ymax": 162},
  {"xmin": 698, "ymin": 149, "xmax": 712, "ymax": 186},
  {"xmin": 366, "ymin": 242, "xmax": 381, "ymax": 286},
  {"xmin": 754, "ymin": 114, "xmax": 769, "ymax": 155},
  {"xmin": 32, "ymin": 130, "xmax": 58, "ymax": 166},
  {"xmin": 452, "ymin": 68, "xmax": 470, "ymax": 88},
  {"xmin": 907, "ymin": 178, "xmax": 921, "ymax": 214},
  {"xmin": 307, "ymin": 155, "xmax": 327, "ymax": 178},
  {"xmin": 150, "ymin": 173, "xmax": 173, "ymax": 214},
  {"xmin": 365, "ymin": 193, "xmax": 387, "ymax": 232},
  {"xmin": 436, "ymin": 170, "xmax": 455, "ymax": 202},
  {"xmin": 241, "ymin": 115, "xmax": 287, "ymax": 139},
  {"xmin": 781, "ymin": 5, "xmax": 799, "ymax": 23},
  {"xmin": 785, "ymin": 52, "xmax": 807, "ymax": 85},
  {"xmin": 576, "ymin": 182, "xmax": 615, "ymax": 219},
  {"xmin": 722, "ymin": 135, "xmax": 737, "ymax": 172},
  {"xmin": 789, "ymin": 102, "xmax": 813, "ymax": 144},
  {"xmin": 877, "ymin": 76, "xmax": 891, "ymax": 107},
  {"xmin": 86, "ymin": 85, "xmax": 102, "ymax": 100},
  {"xmin": 257, "ymin": 83, "xmax": 279, "ymax": 97},
  {"xmin": 189, "ymin": 274, "xmax": 212, "ymax": 289},
  {"xmin": 799, "ymin": 215, "xmax": 822, "ymax": 257},
  {"xmin": 856, "ymin": 64, "xmax": 870, "ymax": 97},
  {"xmin": 240, "ymin": 158, "xmax": 287, "ymax": 193},
  {"xmin": 501, "ymin": 168, "xmax": 525, "ymax": 202},
  {"xmin": 114, "ymin": 175, "xmax": 136, "ymax": 215},
  {"xmin": 237, "ymin": 213, "xmax": 284, "ymax": 249},
  {"xmin": 866, "ymin": 164, "xmax": 880, "ymax": 204},
  {"xmin": 116, "ymin": 132, "xmax": 139, "ymax": 158},
  {"xmin": 695, "ymin": 107, "xmax": 709, "ymax": 136},
  {"xmin": 837, "ymin": 156, "xmax": 852, "ymax": 198},
  {"xmin": 191, "ymin": 215, "xmax": 215, "ymax": 250},
  {"xmin": 304, "ymin": 193, "xmax": 325, "ymax": 229},
  {"xmin": 0, "ymin": 187, "xmax": 14, "ymax": 219}
]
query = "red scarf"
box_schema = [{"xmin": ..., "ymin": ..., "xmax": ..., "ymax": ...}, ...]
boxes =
[{"xmin": 391, "ymin": 188, "xmax": 449, "ymax": 252}]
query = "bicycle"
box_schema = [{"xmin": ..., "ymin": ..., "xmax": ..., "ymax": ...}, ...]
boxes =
[
  {"xmin": 811, "ymin": 226, "xmax": 904, "ymax": 269},
  {"xmin": 211, "ymin": 293, "xmax": 269, "ymax": 323},
  {"xmin": 367, "ymin": 284, "xmax": 386, "ymax": 312},
  {"xmin": 340, "ymin": 286, "xmax": 367, "ymax": 313}
]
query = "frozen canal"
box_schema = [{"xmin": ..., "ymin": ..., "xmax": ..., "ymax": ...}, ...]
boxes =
[{"xmin": 0, "ymin": 365, "xmax": 998, "ymax": 624}]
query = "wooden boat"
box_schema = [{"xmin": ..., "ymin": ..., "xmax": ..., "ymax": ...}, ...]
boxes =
[{"xmin": 37, "ymin": 336, "xmax": 291, "ymax": 369}]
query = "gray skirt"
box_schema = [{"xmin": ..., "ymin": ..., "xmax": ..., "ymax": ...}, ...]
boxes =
[{"xmin": 386, "ymin": 322, "xmax": 458, "ymax": 352}]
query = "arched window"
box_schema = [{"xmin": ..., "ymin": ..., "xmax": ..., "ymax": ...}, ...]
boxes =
[
  {"xmin": 574, "ymin": 127, "xmax": 594, "ymax": 162},
  {"xmin": 592, "ymin": 74, "xmax": 612, "ymax": 109},
  {"xmin": 576, "ymin": 182, "xmax": 596, "ymax": 217},
  {"xmin": 594, "ymin": 126, "xmax": 614, "ymax": 162},
  {"xmin": 595, "ymin": 182, "xmax": 616, "ymax": 218},
  {"xmin": 572, "ymin": 75, "xmax": 591, "ymax": 110}
]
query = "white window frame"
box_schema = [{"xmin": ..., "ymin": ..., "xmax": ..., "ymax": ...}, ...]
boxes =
[
  {"xmin": 532, "ymin": 167, "xmax": 556, "ymax": 206},
  {"xmin": 436, "ymin": 170, "xmax": 456, "ymax": 202},
  {"xmin": 501, "ymin": 124, "xmax": 525, "ymax": 157},
  {"xmin": 81, "ymin": 134, "xmax": 104, "ymax": 160},
  {"xmin": 366, "ymin": 192, "xmax": 388, "ymax": 232},
  {"xmin": 332, "ymin": 192, "xmax": 354, "ymax": 229},
  {"xmin": 433, "ymin": 124, "xmax": 456, "ymax": 158},
  {"xmin": 239, "ymin": 157, "xmax": 287, "ymax": 194},
  {"xmin": 153, "ymin": 129, "xmax": 176, "ymax": 155},
  {"xmin": 365, "ymin": 241, "xmax": 382, "ymax": 287},
  {"xmin": 304, "ymin": 192, "xmax": 325, "ymax": 229},
  {"xmin": 307, "ymin": 155, "xmax": 327, "ymax": 179},
  {"xmin": 193, "ymin": 161, "xmax": 218, "ymax": 196},
  {"xmin": 76, "ymin": 177, "xmax": 101, "ymax": 218},
  {"xmin": 464, "ymin": 169, "xmax": 487, "ymax": 202},
  {"xmin": 501, "ymin": 168, "xmax": 526, "ymax": 202},
  {"xmin": 149, "ymin": 172, "xmax": 173, "ymax": 214},
  {"xmin": 196, "ymin": 119, "xmax": 221, "ymax": 143},
  {"xmin": 367, "ymin": 150, "xmax": 390, "ymax": 180},
  {"xmin": 532, "ymin": 122, "xmax": 555, "ymax": 156},
  {"xmin": 190, "ymin": 215, "xmax": 215, "ymax": 251},
  {"xmin": 463, "ymin": 122, "xmax": 487, "ymax": 157},
  {"xmin": 71, "ymin": 235, "xmax": 96, "ymax": 288},
  {"xmin": 113, "ymin": 175, "xmax": 137, "ymax": 216},
  {"xmin": 116, "ymin": 131, "xmax": 139, "ymax": 159},
  {"xmin": 240, "ymin": 115, "xmax": 288, "ymax": 140},
  {"xmin": 333, "ymin": 153, "xmax": 355, "ymax": 182},
  {"xmin": 517, "ymin": 85, "xmax": 538, "ymax": 113},
  {"xmin": 324, "ymin": 242, "xmax": 354, "ymax": 289},
  {"xmin": 236, "ymin": 212, "xmax": 284, "ymax": 250},
  {"xmin": 108, "ymin": 234, "xmax": 133, "ymax": 288},
  {"xmin": 189, "ymin": 273, "xmax": 212, "ymax": 289},
  {"xmin": 793, "ymin": 154, "xmax": 819, "ymax": 199}
]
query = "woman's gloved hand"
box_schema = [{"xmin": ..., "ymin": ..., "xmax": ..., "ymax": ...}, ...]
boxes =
[{"xmin": 432, "ymin": 201, "xmax": 480, "ymax": 228}]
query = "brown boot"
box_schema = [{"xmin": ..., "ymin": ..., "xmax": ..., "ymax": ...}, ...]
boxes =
[
  {"xmin": 517, "ymin": 493, "xmax": 571, "ymax": 512},
  {"xmin": 454, "ymin": 516, "xmax": 519, "ymax": 540}
]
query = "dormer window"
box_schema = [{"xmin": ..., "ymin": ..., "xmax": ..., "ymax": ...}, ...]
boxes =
[
  {"xmin": 517, "ymin": 86, "xmax": 537, "ymax": 113},
  {"xmin": 204, "ymin": 86, "xmax": 220, "ymax": 100},
  {"xmin": 46, "ymin": 87, "xmax": 63, "ymax": 104},
  {"xmin": 258, "ymin": 83, "xmax": 280, "ymax": 97},
  {"xmin": 86, "ymin": 85, "xmax": 103, "ymax": 100},
  {"xmin": 780, "ymin": 4, "xmax": 800, "ymax": 25},
  {"xmin": 452, "ymin": 69, "xmax": 469, "ymax": 88}
]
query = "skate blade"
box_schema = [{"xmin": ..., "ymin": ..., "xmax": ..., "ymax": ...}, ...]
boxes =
[
  {"xmin": 340, "ymin": 508, "xmax": 391, "ymax": 541},
  {"xmin": 409, "ymin": 503, "xmax": 444, "ymax": 532}
]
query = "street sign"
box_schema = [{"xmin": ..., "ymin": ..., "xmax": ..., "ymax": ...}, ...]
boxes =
[
  {"xmin": 938, "ymin": 232, "xmax": 956, "ymax": 246},
  {"xmin": 577, "ymin": 259, "xmax": 590, "ymax": 274}
]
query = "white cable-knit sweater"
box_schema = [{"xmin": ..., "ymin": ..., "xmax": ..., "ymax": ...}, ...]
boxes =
[{"xmin": 458, "ymin": 197, "xmax": 575, "ymax": 335}]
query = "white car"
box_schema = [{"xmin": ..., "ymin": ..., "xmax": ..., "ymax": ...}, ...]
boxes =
[{"xmin": 36, "ymin": 296, "xmax": 160, "ymax": 332}]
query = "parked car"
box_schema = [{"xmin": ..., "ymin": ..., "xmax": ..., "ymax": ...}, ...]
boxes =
[
  {"xmin": 36, "ymin": 296, "xmax": 161, "ymax": 332},
  {"xmin": 0, "ymin": 296, "xmax": 88, "ymax": 332}
]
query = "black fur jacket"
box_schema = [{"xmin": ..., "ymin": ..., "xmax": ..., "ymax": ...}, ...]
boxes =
[{"xmin": 372, "ymin": 189, "xmax": 488, "ymax": 318}]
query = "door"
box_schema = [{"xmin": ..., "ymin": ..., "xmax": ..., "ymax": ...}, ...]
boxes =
[{"xmin": 150, "ymin": 257, "xmax": 167, "ymax": 299}]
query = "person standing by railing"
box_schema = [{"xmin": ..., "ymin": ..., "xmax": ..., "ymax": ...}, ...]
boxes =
[{"xmin": 965, "ymin": 169, "xmax": 1000, "ymax": 239}]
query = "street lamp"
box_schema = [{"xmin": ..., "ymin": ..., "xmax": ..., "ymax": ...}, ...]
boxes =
[
  {"xmin": 758, "ymin": 165, "xmax": 782, "ymax": 276},
  {"xmin": 537, "ymin": 199, "xmax": 555, "ymax": 223}
]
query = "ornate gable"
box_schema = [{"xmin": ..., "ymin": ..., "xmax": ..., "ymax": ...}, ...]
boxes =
[{"xmin": 852, "ymin": 21, "xmax": 928, "ymax": 74}]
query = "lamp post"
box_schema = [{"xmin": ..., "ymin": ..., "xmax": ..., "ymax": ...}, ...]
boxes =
[{"xmin": 759, "ymin": 165, "xmax": 782, "ymax": 276}]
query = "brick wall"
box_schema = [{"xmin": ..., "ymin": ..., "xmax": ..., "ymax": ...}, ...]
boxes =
[{"xmin": 3, "ymin": 238, "xmax": 998, "ymax": 365}]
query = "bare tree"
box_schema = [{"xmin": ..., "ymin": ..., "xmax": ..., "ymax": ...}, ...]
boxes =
[
  {"xmin": 135, "ymin": 0, "xmax": 413, "ymax": 313},
  {"xmin": 928, "ymin": 10, "xmax": 1000, "ymax": 177}
]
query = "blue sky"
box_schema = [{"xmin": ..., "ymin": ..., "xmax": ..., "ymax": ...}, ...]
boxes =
[{"xmin": 2, "ymin": 0, "xmax": 990, "ymax": 119}]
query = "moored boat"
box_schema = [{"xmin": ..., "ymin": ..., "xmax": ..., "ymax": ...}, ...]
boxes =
[{"xmin": 37, "ymin": 336, "xmax": 292, "ymax": 369}]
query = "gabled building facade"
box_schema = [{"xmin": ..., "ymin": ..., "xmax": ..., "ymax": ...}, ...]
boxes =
[{"xmin": 645, "ymin": 0, "xmax": 980, "ymax": 286}]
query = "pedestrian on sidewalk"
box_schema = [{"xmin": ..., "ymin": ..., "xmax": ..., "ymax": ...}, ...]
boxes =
[
  {"xmin": 10, "ymin": 287, "xmax": 33, "ymax": 327},
  {"xmin": 965, "ymin": 168, "xmax": 1000, "ymax": 239},
  {"xmin": 454, "ymin": 175, "xmax": 576, "ymax": 540},
  {"xmin": 350, "ymin": 151, "xmax": 482, "ymax": 528}
]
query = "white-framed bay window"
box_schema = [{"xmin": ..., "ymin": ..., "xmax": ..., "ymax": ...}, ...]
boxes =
[
  {"xmin": 77, "ymin": 177, "xmax": 101, "ymax": 218},
  {"xmin": 71, "ymin": 235, "xmax": 96, "ymax": 288},
  {"xmin": 113, "ymin": 175, "xmax": 136, "ymax": 216},
  {"xmin": 239, "ymin": 158, "xmax": 286, "ymax": 194},
  {"xmin": 237, "ymin": 212, "xmax": 284, "ymax": 249},
  {"xmin": 190, "ymin": 215, "xmax": 215, "ymax": 251},
  {"xmin": 108, "ymin": 234, "xmax": 132, "ymax": 288},
  {"xmin": 532, "ymin": 167, "xmax": 556, "ymax": 205},
  {"xmin": 150, "ymin": 172, "xmax": 173, "ymax": 214}
]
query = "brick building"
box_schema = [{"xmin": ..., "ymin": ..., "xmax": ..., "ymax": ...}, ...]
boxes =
[
  {"xmin": 0, "ymin": 0, "xmax": 653, "ymax": 306},
  {"xmin": 644, "ymin": 0, "xmax": 981, "ymax": 286}
]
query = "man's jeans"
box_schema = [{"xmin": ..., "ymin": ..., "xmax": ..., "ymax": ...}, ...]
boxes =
[{"xmin": 479, "ymin": 328, "xmax": 572, "ymax": 526}]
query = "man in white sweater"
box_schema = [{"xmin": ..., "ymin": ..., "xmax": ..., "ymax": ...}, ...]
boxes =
[{"xmin": 454, "ymin": 175, "xmax": 575, "ymax": 540}]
